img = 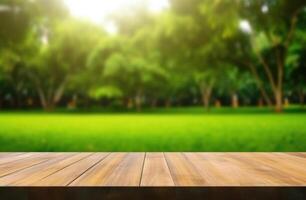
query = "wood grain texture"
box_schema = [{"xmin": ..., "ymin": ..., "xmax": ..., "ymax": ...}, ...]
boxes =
[
  {"xmin": 0, "ymin": 153, "xmax": 34, "ymax": 165},
  {"xmin": 164, "ymin": 153, "xmax": 206, "ymax": 186},
  {"xmin": 0, "ymin": 153, "xmax": 58, "ymax": 178},
  {"xmin": 70, "ymin": 153, "xmax": 145, "ymax": 186},
  {"xmin": 102, "ymin": 153, "xmax": 145, "ymax": 186},
  {"xmin": 70, "ymin": 153, "xmax": 127, "ymax": 186},
  {"xmin": 288, "ymin": 152, "xmax": 306, "ymax": 159},
  {"xmin": 0, "ymin": 153, "xmax": 91, "ymax": 186},
  {"xmin": 232, "ymin": 153, "xmax": 306, "ymax": 185},
  {"xmin": 141, "ymin": 153, "xmax": 174, "ymax": 186},
  {"xmin": 185, "ymin": 153, "xmax": 247, "ymax": 186},
  {"xmin": 0, "ymin": 153, "xmax": 24, "ymax": 159},
  {"xmin": 217, "ymin": 153, "xmax": 296, "ymax": 186},
  {"xmin": 0, "ymin": 153, "xmax": 305, "ymax": 187},
  {"xmin": 32, "ymin": 153, "xmax": 108, "ymax": 186}
]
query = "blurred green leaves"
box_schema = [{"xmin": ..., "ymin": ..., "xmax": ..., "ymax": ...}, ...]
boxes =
[{"xmin": 0, "ymin": 0, "xmax": 305, "ymax": 110}]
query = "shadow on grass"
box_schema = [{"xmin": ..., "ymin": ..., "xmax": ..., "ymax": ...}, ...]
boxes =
[{"xmin": 0, "ymin": 106, "xmax": 305, "ymax": 115}]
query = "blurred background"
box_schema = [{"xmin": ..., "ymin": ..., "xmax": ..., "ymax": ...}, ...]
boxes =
[{"xmin": 0, "ymin": 0, "xmax": 305, "ymax": 152}]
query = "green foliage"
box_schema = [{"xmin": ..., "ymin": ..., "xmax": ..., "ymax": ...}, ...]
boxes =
[
  {"xmin": 89, "ymin": 86, "xmax": 123, "ymax": 100},
  {"xmin": 252, "ymin": 32, "xmax": 272, "ymax": 52},
  {"xmin": 0, "ymin": 0, "xmax": 306, "ymax": 110},
  {"xmin": 0, "ymin": 0, "xmax": 32, "ymax": 48}
]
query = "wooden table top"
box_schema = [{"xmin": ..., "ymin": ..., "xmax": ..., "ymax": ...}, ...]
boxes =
[{"xmin": 0, "ymin": 153, "xmax": 305, "ymax": 187}]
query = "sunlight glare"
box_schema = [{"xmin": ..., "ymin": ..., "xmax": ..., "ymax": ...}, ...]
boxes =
[
  {"xmin": 239, "ymin": 20, "xmax": 252, "ymax": 34},
  {"xmin": 148, "ymin": 0, "xmax": 169, "ymax": 13},
  {"xmin": 64, "ymin": 0, "xmax": 169, "ymax": 34}
]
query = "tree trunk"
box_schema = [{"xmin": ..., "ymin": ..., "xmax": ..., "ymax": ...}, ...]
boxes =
[
  {"xmin": 201, "ymin": 87, "xmax": 212, "ymax": 110},
  {"xmin": 231, "ymin": 93, "xmax": 239, "ymax": 108},
  {"xmin": 37, "ymin": 89, "xmax": 55, "ymax": 111},
  {"xmin": 27, "ymin": 98, "xmax": 33, "ymax": 107},
  {"xmin": 43, "ymin": 102, "xmax": 56, "ymax": 111},
  {"xmin": 67, "ymin": 95, "xmax": 77, "ymax": 109},
  {"xmin": 53, "ymin": 82, "xmax": 66, "ymax": 105},
  {"xmin": 274, "ymin": 89, "xmax": 283, "ymax": 113},
  {"xmin": 199, "ymin": 81, "xmax": 213, "ymax": 110},
  {"xmin": 37, "ymin": 87, "xmax": 47, "ymax": 109},
  {"xmin": 260, "ymin": 87, "xmax": 272, "ymax": 107},
  {"xmin": 40, "ymin": 95, "xmax": 55, "ymax": 111},
  {"xmin": 126, "ymin": 97, "xmax": 134, "ymax": 109},
  {"xmin": 246, "ymin": 63, "xmax": 273, "ymax": 107},
  {"xmin": 36, "ymin": 83, "xmax": 66, "ymax": 111},
  {"xmin": 202, "ymin": 93, "xmax": 210, "ymax": 109},
  {"xmin": 134, "ymin": 90, "xmax": 143, "ymax": 112},
  {"xmin": 275, "ymin": 46, "xmax": 284, "ymax": 113},
  {"xmin": 215, "ymin": 100, "xmax": 221, "ymax": 108}
]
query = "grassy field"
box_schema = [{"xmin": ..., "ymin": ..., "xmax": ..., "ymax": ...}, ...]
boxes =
[{"xmin": 0, "ymin": 107, "xmax": 305, "ymax": 152}]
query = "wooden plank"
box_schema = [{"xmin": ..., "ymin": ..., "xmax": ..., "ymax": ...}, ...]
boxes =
[
  {"xmin": 141, "ymin": 153, "xmax": 174, "ymax": 186},
  {"xmin": 0, "ymin": 153, "xmax": 58, "ymax": 178},
  {"xmin": 71, "ymin": 153, "xmax": 145, "ymax": 186},
  {"xmin": 248, "ymin": 153, "xmax": 306, "ymax": 183},
  {"xmin": 188, "ymin": 153, "xmax": 285, "ymax": 186},
  {"xmin": 0, "ymin": 153, "xmax": 24, "ymax": 159},
  {"xmin": 70, "ymin": 153, "xmax": 126, "ymax": 186},
  {"xmin": 102, "ymin": 153, "xmax": 145, "ymax": 186},
  {"xmin": 164, "ymin": 153, "xmax": 206, "ymax": 186},
  {"xmin": 287, "ymin": 153, "xmax": 306, "ymax": 159},
  {"xmin": 185, "ymin": 153, "xmax": 249, "ymax": 186},
  {"xmin": 221, "ymin": 153, "xmax": 299, "ymax": 186},
  {"xmin": 227, "ymin": 153, "xmax": 306, "ymax": 186},
  {"xmin": 33, "ymin": 153, "xmax": 109, "ymax": 186},
  {"xmin": 0, "ymin": 153, "xmax": 305, "ymax": 187},
  {"xmin": 0, "ymin": 153, "xmax": 69, "ymax": 186},
  {"xmin": 272, "ymin": 153, "xmax": 306, "ymax": 170},
  {"xmin": 0, "ymin": 153, "xmax": 35, "ymax": 165},
  {"xmin": 0, "ymin": 153, "xmax": 92, "ymax": 186},
  {"xmin": 211, "ymin": 153, "xmax": 299, "ymax": 186}
]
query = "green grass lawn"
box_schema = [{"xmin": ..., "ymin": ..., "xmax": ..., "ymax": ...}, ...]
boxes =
[{"xmin": 0, "ymin": 107, "xmax": 305, "ymax": 152}]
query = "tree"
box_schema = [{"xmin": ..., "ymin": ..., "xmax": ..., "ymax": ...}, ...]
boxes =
[
  {"xmin": 0, "ymin": 47, "xmax": 30, "ymax": 107},
  {"xmin": 222, "ymin": 66, "xmax": 255, "ymax": 108},
  {"xmin": 0, "ymin": 0, "xmax": 36, "ymax": 108},
  {"xmin": 286, "ymin": 28, "xmax": 306, "ymax": 107},
  {"xmin": 166, "ymin": 0, "xmax": 241, "ymax": 109},
  {"xmin": 100, "ymin": 38, "xmax": 166, "ymax": 111},
  {"xmin": 238, "ymin": 0, "xmax": 306, "ymax": 112},
  {"xmin": 1, "ymin": 0, "xmax": 306, "ymax": 110},
  {"xmin": 89, "ymin": 7, "xmax": 169, "ymax": 111},
  {"xmin": 27, "ymin": 19, "xmax": 103, "ymax": 110},
  {"xmin": 194, "ymin": 70, "xmax": 216, "ymax": 109}
]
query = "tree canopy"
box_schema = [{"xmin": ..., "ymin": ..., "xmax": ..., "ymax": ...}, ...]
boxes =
[{"xmin": 0, "ymin": 0, "xmax": 305, "ymax": 111}]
